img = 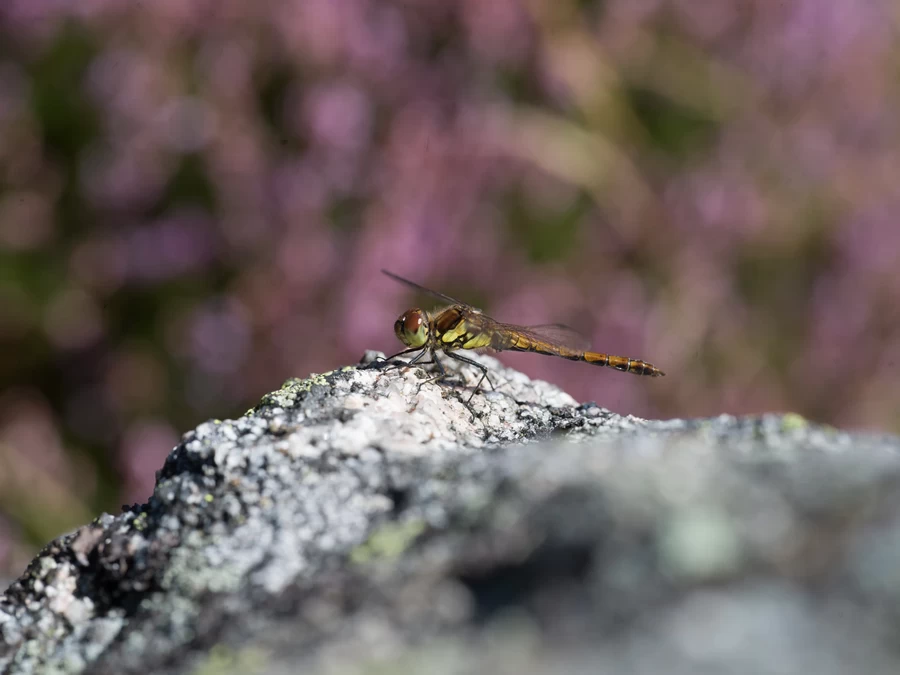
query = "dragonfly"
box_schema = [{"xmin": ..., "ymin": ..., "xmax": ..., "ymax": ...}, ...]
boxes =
[{"xmin": 371, "ymin": 270, "xmax": 664, "ymax": 402}]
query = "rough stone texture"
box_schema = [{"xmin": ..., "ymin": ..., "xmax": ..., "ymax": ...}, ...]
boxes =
[{"xmin": 2, "ymin": 352, "xmax": 900, "ymax": 674}]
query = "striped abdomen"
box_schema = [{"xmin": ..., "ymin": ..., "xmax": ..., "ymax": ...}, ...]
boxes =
[
  {"xmin": 495, "ymin": 332, "xmax": 665, "ymax": 377},
  {"xmin": 581, "ymin": 350, "xmax": 664, "ymax": 376}
]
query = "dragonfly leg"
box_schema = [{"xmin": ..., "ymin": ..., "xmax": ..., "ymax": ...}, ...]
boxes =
[
  {"xmin": 410, "ymin": 350, "xmax": 459, "ymax": 387},
  {"xmin": 417, "ymin": 349, "xmax": 445, "ymax": 375},
  {"xmin": 426, "ymin": 351, "xmax": 472, "ymax": 386},
  {"xmin": 368, "ymin": 348, "xmax": 470, "ymax": 398},
  {"xmin": 407, "ymin": 349, "xmax": 430, "ymax": 366},
  {"xmin": 369, "ymin": 347, "xmax": 457, "ymax": 390},
  {"xmin": 403, "ymin": 350, "xmax": 470, "ymax": 394},
  {"xmin": 364, "ymin": 347, "xmax": 425, "ymax": 370},
  {"xmin": 412, "ymin": 351, "xmax": 445, "ymax": 394},
  {"xmin": 443, "ymin": 352, "xmax": 494, "ymax": 403},
  {"xmin": 375, "ymin": 349, "xmax": 457, "ymax": 395}
]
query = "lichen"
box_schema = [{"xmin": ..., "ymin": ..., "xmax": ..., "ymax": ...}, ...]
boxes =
[
  {"xmin": 252, "ymin": 373, "xmax": 332, "ymax": 410},
  {"xmin": 780, "ymin": 413, "xmax": 808, "ymax": 431},
  {"xmin": 350, "ymin": 519, "xmax": 427, "ymax": 565},
  {"xmin": 191, "ymin": 644, "xmax": 269, "ymax": 675}
]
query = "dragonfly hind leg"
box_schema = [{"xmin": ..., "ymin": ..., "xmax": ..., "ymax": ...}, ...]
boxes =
[{"xmin": 443, "ymin": 352, "xmax": 495, "ymax": 403}]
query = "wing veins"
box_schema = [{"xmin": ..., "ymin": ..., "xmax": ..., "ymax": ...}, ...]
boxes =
[
  {"xmin": 486, "ymin": 320, "xmax": 592, "ymax": 352},
  {"xmin": 382, "ymin": 271, "xmax": 591, "ymax": 351},
  {"xmin": 381, "ymin": 270, "xmax": 476, "ymax": 309}
]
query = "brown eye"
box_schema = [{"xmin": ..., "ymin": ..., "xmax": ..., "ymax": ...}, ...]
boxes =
[{"xmin": 404, "ymin": 311, "xmax": 423, "ymax": 333}]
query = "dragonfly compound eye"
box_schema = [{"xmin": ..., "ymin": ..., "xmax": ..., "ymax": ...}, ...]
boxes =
[{"xmin": 394, "ymin": 309, "xmax": 428, "ymax": 347}]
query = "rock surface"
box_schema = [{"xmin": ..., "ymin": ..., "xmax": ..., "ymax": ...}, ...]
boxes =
[{"xmin": 2, "ymin": 352, "xmax": 900, "ymax": 675}]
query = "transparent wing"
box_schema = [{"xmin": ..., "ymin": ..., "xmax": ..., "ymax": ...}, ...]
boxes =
[
  {"xmin": 495, "ymin": 322, "xmax": 592, "ymax": 351},
  {"xmin": 381, "ymin": 269, "xmax": 479, "ymax": 310},
  {"xmin": 382, "ymin": 270, "xmax": 589, "ymax": 351}
]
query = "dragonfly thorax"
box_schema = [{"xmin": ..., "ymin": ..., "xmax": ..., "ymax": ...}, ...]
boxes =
[{"xmin": 394, "ymin": 308, "xmax": 429, "ymax": 348}]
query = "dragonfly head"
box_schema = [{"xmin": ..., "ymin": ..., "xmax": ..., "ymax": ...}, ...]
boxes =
[{"xmin": 394, "ymin": 309, "xmax": 429, "ymax": 348}]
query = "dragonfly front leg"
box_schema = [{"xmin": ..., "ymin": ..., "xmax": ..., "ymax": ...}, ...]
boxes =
[
  {"xmin": 363, "ymin": 347, "xmax": 426, "ymax": 371},
  {"xmin": 410, "ymin": 350, "xmax": 445, "ymax": 395},
  {"xmin": 367, "ymin": 348, "xmax": 453, "ymax": 386},
  {"xmin": 403, "ymin": 350, "xmax": 471, "ymax": 394}
]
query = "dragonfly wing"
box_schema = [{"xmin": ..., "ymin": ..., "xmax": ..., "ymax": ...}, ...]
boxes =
[
  {"xmin": 381, "ymin": 270, "xmax": 479, "ymax": 310},
  {"xmin": 494, "ymin": 322, "xmax": 592, "ymax": 351}
]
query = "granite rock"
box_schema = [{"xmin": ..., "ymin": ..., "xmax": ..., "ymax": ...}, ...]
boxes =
[{"xmin": 2, "ymin": 352, "xmax": 900, "ymax": 674}]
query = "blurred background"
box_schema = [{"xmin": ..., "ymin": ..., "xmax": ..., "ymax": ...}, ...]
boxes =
[{"xmin": 1, "ymin": 0, "xmax": 899, "ymax": 579}]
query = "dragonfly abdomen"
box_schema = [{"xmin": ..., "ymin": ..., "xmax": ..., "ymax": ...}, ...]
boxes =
[
  {"xmin": 499, "ymin": 333, "xmax": 664, "ymax": 377},
  {"xmin": 582, "ymin": 351, "xmax": 665, "ymax": 376}
]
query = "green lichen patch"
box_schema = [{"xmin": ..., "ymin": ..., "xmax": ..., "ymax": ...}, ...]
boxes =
[
  {"xmin": 252, "ymin": 372, "xmax": 336, "ymax": 411},
  {"xmin": 780, "ymin": 413, "xmax": 808, "ymax": 431},
  {"xmin": 191, "ymin": 644, "xmax": 269, "ymax": 675},
  {"xmin": 350, "ymin": 519, "xmax": 427, "ymax": 565}
]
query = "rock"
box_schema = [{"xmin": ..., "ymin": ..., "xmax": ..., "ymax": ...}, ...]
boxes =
[{"xmin": 2, "ymin": 352, "xmax": 900, "ymax": 674}]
